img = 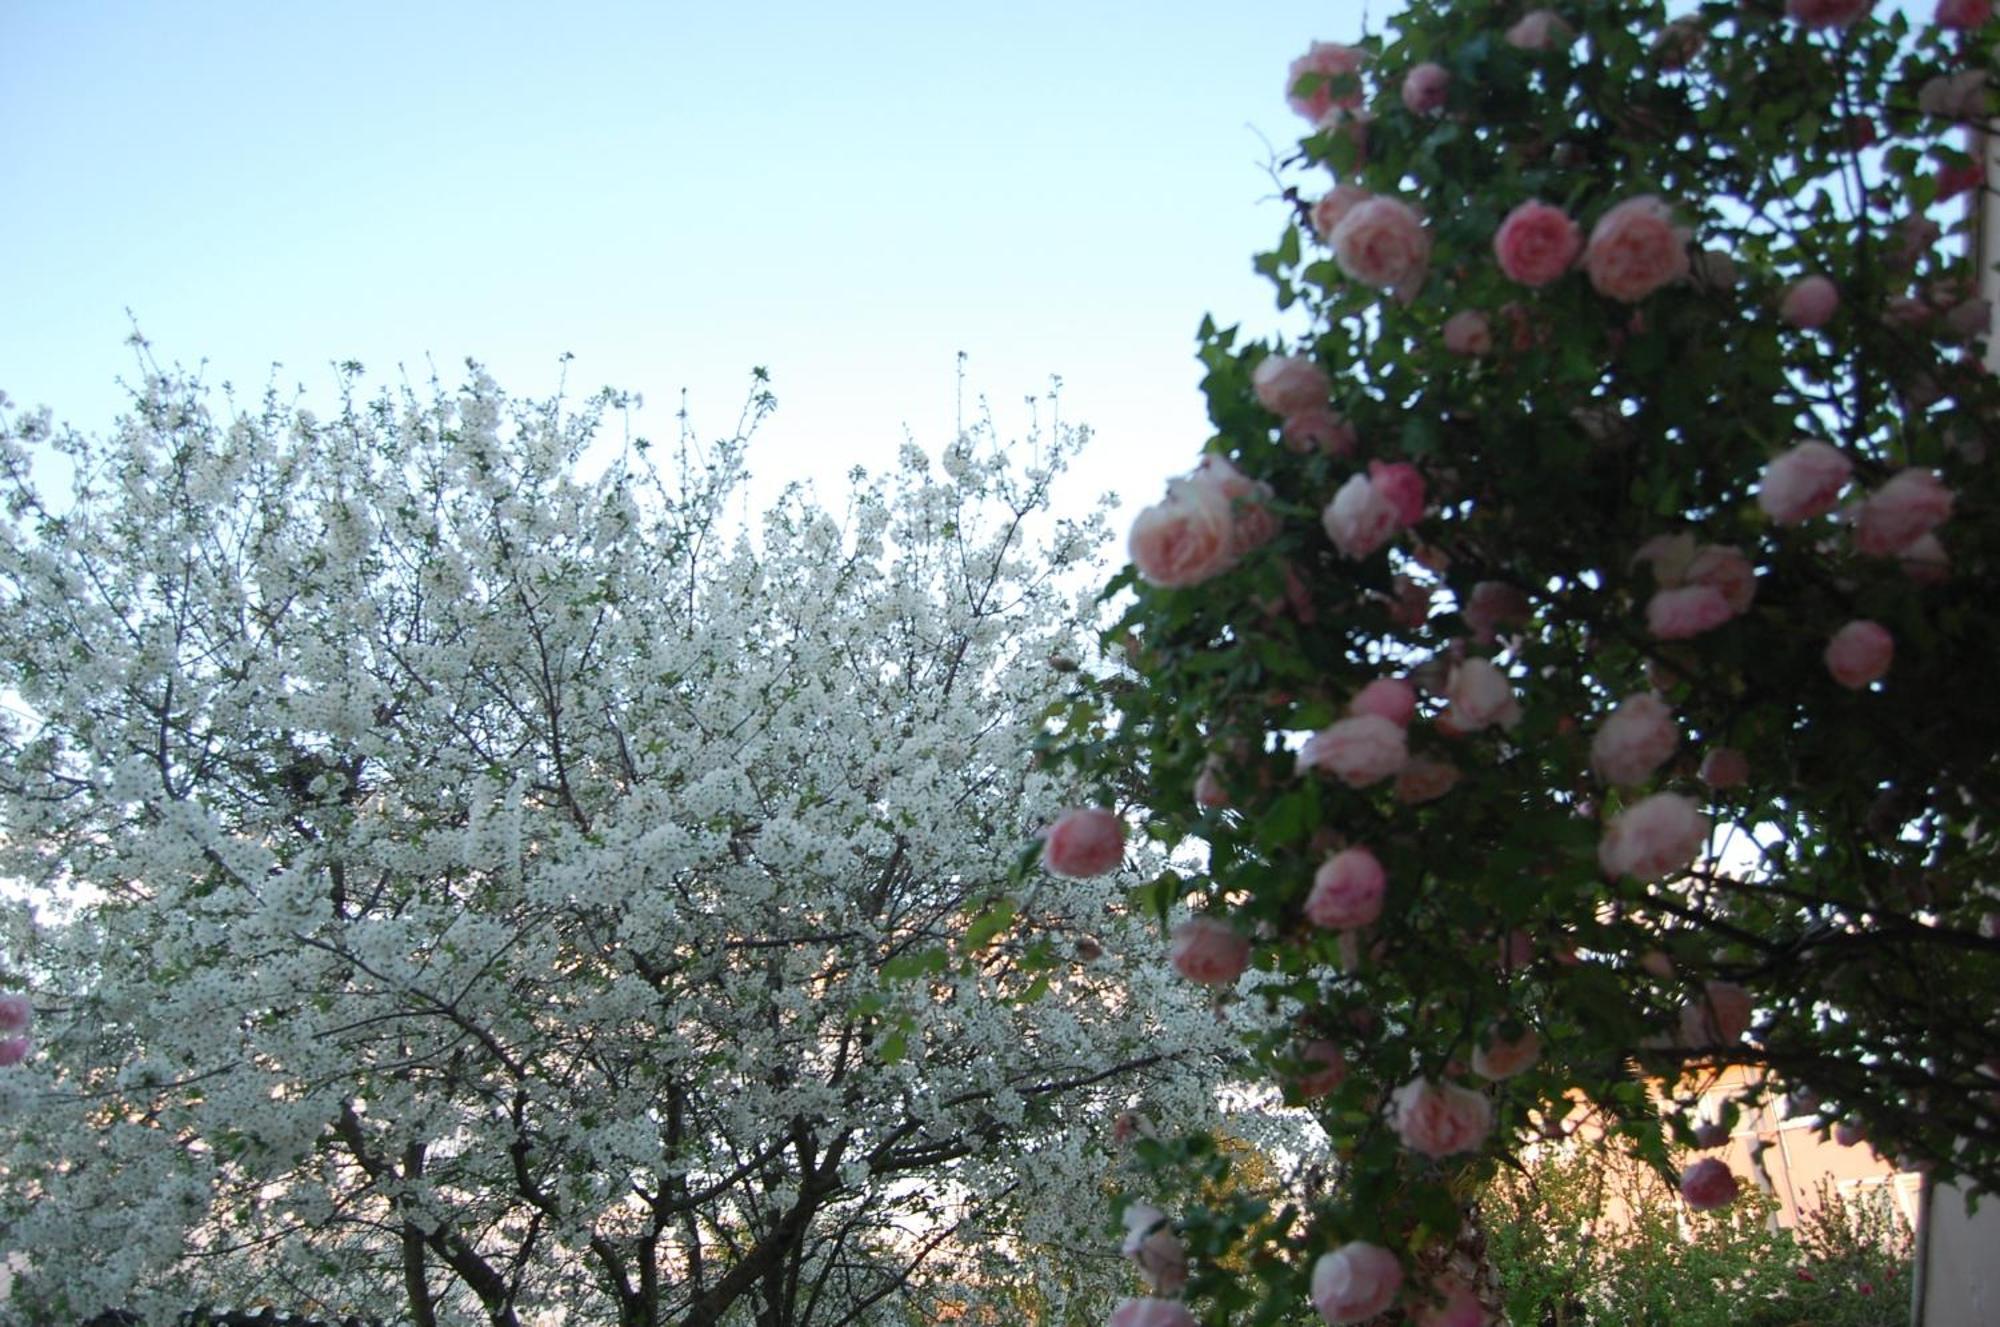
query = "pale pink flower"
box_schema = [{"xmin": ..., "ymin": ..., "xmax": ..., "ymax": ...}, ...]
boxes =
[
  {"xmin": 1599, "ymin": 792, "xmax": 1708, "ymax": 881},
  {"xmin": 1310, "ymin": 184, "xmax": 1372, "ymax": 243},
  {"xmin": 1493, "ymin": 201, "xmax": 1582, "ymax": 287},
  {"xmin": 1442, "ymin": 310, "xmax": 1493, "ymax": 356},
  {"xmin": 1350, "ymin": 677, "xmax": 1417, "ymax": 727},
  {"xmin": 1684, "ymin": 544, "xmax": 1757, "ymax": 615},
  {"xmin": 1402, "ymin": 61, "xmax": 1451, "ymax": 115},
  {"xmin": 1253, "ymin": 354, "xmax": 1332, "ymax": 417},
  {"xmin": 1369, "ymin": 460, "xmax": 1425, "ymax": 526},
  {"xmin": 1781, "ymin": 276, "xmax": 1839, "ymax": 329},
  {"xmin": 1786, "ymin": 0, "xmax": 1872, "ymax": 27},
  {"xmin": 1591, "ymin": 693, "xmax": 1679, "ymax": 786},
  {"xmin": 1463, "ymin": 581, "xmax": 1530, "ymax": 643},
  {"xmin": 1396, "ymin": 757, "xmax": 1461, "ymax": 804},
  {"xmin": 1323, "ymin": 472, "xmax": 1403, "ymax": 559},
  {"xmin": 1851, "ymin": 469, "xmax": 1954, "ymax": 556},
  {"xmin": 1507, "ymin": 9, "xmax": 1575, "ymax": 49},
  {"xmin": 1110, "ymin": 1298, "xmax": 1198, "ymax": 1327},
  {"xmin": 1121, "ymin": 1205, "xmax": 1189, "ymax": 1294},
  {"xmin": 1284, "ymin": 408, "xmax": 1358, "ymax": 457},
  {"xmin": 0, "ymin": 995, "xmax": 30, "ymax": 1033},
  {"xmin": 1698, "ymin": 747, "xmax": 1750, "ymax": 789},
  {"xmin": 1170, "ymin": 916, "xmax": 1250, "ymax": 986},
  {"xmin": 1757, "ymin": 440, "xmax": 1852, "ymax": 524},
  {"xmin": 1331, "ymin": 197, "xmax": 1432, "ymax": 292},
  {"xmin": 1193, "ymin": 454, "xmax": 1280, "ymax": 557},
  {"xmin": 1129, "ymin": 477, "xmax": 1237, "ymax": 587},
  {"xmin": 1312, "ymin": 1241, "xmax": 1405, "ymax": 1324},
  {"xmin": 1307, "ymin": 847, "xmax": 1388, "ymax": 930},
  {"xmin": 1295, "ymin": 1039, "xmax": 1349, "ymax": 1098},
  {"xmin": 0, "ymin": 1037, "xmax": 28, "ymax": 1067},
  {"xmin": 1825, "ymin": 620, "xmax": 1893, "ymax": 689},
  {"xmin": 1937, "ymin": 0, "xmax": 1992, "ymax": 27},
  {"xmin": 1680, "ymin": 1158, "xmax": 1741, "ymax": 1210},
  {"xmin": 1043, "ymin": 808, "xmax": 1124, "ymax": 877},
  {"xmin": 1391, "ymin": 1077, "xmax": 1494, "ymax": 1158},
  {"xmin": 1900, "ymin": 532, "xmax": 1950, "ymax": 584},
  {"xmin": 1298, "ymin": 715, "xmax": 1409, "ymax": 787},
  {"xmin": 1472, "ymin": 1026, "xmax": 1542, "ymax": 1081},
  {"xmin": 1288, "ymin": 41, "xmax": 1368, "ymax": 121},
  {"xmin": 1412, "ymin": 1279, "xmax": 1487, "ymax": 1327},
  {"xmin": 1445, "ymin": 658, "xmax": 1520, "ymax": 732},
  {"xmin": 1681, "ymin": 979, "xmax": 1754, "ymax": 1046},
  {"xmin": 1584, "ymin": 196, "xmax": 1689, "ymax": 303},
  {"xmin": 1648, "ymin": 585, "xmax": 1734, "ymax": 640}
]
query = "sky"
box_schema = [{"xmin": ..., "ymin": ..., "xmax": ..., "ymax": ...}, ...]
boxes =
[{"xmin": 0, "ymin": 0, "xmax": 1361, "ymax": 521}]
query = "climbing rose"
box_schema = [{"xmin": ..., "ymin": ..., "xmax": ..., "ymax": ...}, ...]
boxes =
[
  {"xmin": 1298, "ymin": 715, "xmax": 1408, "ymax": 787},
  {"xmin": 1310, "ymin": 184, "xmax": 1372, "ymax": 243},
  {"xmin": 1682, "ymin": 979, "xmax": 1754, "ymax": 1046},
  {"xmin": 0, "ymin": 1037, "xmax": 28, "ymax": 1068},
  {"xmin": 1391, "ymin": 1077, "xmax": 1494, "ymax": 1158},
  {"xmin": 0, "ymin": 995, "xmax": 29, "ymax": 1033},
  {"xmin": 1786, "ymin": 0, "xmax": 1872, "ymax": 27},
  {"xmin": 1109, "ymin": 1298, "xmax": 1197, "ymax": 1327},
  {"xmin": 1350, "ymin": 677, "xmax": 1417, "ymax": 727},
  {"xmin": 1584, "ymin": 196, "xmax": 1689, "ymax": 302},
  {"xmin": 1647, "ymin": 585, "xmax": 1734, "ymax": 640},
  {"xmin": 1685, "ymin": 544, "xmax": 1757, "ymax": 614},
  {"xmin": 1170, "ymin": 917, "xmax": 1250, "ymax": 986},
  {"xmin": 1285, "ymin": 408, "xmax": 1358, "ymax": 457},
  {"xmin": 1295, "ymin": 1039, "xmax": 1349, "ymax": 1098},
  {"xmin": 1402, "ymin": 61, "xmax": 1450, "ymax": 114},
  {"xmin": 1493, "ymin": 201, "xmax": 1582, "ymax": 287},
  {"xmin": 1442, "ymin": 310, "xmax": 1492, "ymax": 356},
  {"xmin": 1851, "ymin": 469, "xmax": 1954, "ymax": 556},
  {"xmin": 1826, "ymin": 620, "xmax": 1893, "ymax": 688},
  {"xmin": 1680, "ymin": 1158, "xmax": 1741, "ymax": 1210},
  {"xmin": 1699, "ymin": 747, "xmax": 1750, "ymax": 789},
  {"xmin": 1369, "ymin": 460, "xmax": 1425, "ymax": 527},
  {"xmin": 1506, "ymin": 9, "xmax": 1574, "ymax": 48},
  {"xmin": 1757, "ymin": 440, "xmax": 1852, "ymax": 524},
  {"xmin": 1253, "ymin": 354, "xmax": 1332, "ymax": 417},
  {"xmin": 1129, "ymin": 475, "xmax": 1237, "ymax": 587},
  {"xmin": 1043, "ymin": 808, "xmax": 1124, "ymax": 877},
  {"xmin": 1323, "ymin": 472, "xmax": 1404, "ymax": 559},
  {"xmin": 1121, "ymin": 1205, "xmax": 1189, "ymax": 1294},
  {"xmin": 1938, "ymin": 0, "xmax": 1991, "ymax": 27},
  {"xmin": 1590, "ymin": 693, "xmax": 1679, "ymax": 786},
  {"xmin": 1306, "ymin": 847, "xmax": 1388, "ymax": 930},
  {"xmin": 1599, "ymin": 793, "xmax": 1708, "ymax": 881},
  {"xmin": 1331, "ymin": 197, "xmax": 1431, "ymax": 292},
  {"xmin": 1288, "ymin": 41, "xmax": 1367, "ymax": 121},
  {"xmin": 1781, "ymin": 275, "xmax": 1839, "ymax": 329},
  {"xmin": 1193, "ymin": 454, "xmax": 1278, "ymax": 556},
  {"xmin": 1472, "ymin": 1027, "xmax": 1542, "ymax": 1080},
  {"xmin": 1311, "ymin": 1242, "xmax": 1405, "ymax": 1324},
  {"xmin": 1444, "ymin": 658, "xmax": 1520, "ymax": 732}
]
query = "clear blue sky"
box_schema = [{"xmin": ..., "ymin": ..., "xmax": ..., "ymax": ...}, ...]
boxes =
[{"xmin": 1, "ymin": 1, "xmax": 1360, "ymax": 513}]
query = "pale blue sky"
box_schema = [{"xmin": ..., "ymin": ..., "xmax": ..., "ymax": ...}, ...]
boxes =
[{"xmin": 1, "ymin": 0, "xmax": 1361, "ymax": 514}]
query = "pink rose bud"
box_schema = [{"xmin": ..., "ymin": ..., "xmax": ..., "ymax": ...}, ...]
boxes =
[
  {"xmin": 1851, "ymin": 469, "xmax": 1954, "ymax": 556},
  {"xmin": 1412, "ymin": 1279, "xmax": 1486, "ymax": 1327},
  {"xmin": 1937, "ymin": 0, "xmax": 1992, "ymax": 27},
  {"xmin": 1681, "ymin": 979, "xmax": 1754, "ymax": 1046},
  {"xmin": 1391, "ymin": 1077, "xmax": 1494, "ymax": 1158},
  {"xmin": 1129, "ymin": 477, "xmax": 1238, "ymax": 587},
  {"xmin": 1442, "ymin": 310, "xmax": 1493, "ymax": 356},
  {"xmin": 1330, "ymin": 197, "xmax": 1432, "ymax": 293},
  {"xmin": 1395, "ymin": 757, "xmax": 1461, "ymax": 804},
  {"xmin": 1295, "ymin": 1039, "xmax": 1349, "ymax": 1098},
  {"xmin": 1284, "ymin": 408, "xmax": 1358, "ymax": 457},
  {"xmin": 1699, "ymin": 747, "xmax": 1750, "ymax": 789},
  {"xmin": 1402, "ymin": 61, "xmax": 1451, "ymax": 114},
  {"xmin": 1252, "ymin": 353, "xmax": 1332, "ymax": 417},
  {"xmin": 1757, "ymin": 440, "xmax": 1853, "ymax": 524},
  {"xmin": 1444, "ymin": 657, "xmax": 1521, "ymax": 732},
  {"xmin": 1349, "ymin": 677, "xmax": 1418, "ymax": 727},
  {"xmin": 1288, "ymin": 41, "xmax": 1367, "ymax": 122},
  {"xmin": 1590, "ymin": 693, "xmax": 1680, "ymax": 787},
  {"xmin": 1307, "ymin": 847, "xmax": 1388, "ymax": 930},
  {"xmin": 1506, "ymin": 9, "xmax": 1574, "ymax": 49},
  {"xmin": 1109, "ymin": 1297, "xmax": 1198, "ymax": 1327},
  {"xmin": 1781, "ymin": 275, "xmax": 1840, "ymax": 329},
  {"xmin": 0, "ymin": 995, "xmax": 30, "ymax": 1034},
  {"xmin": 1043, "ymin": 808, "xmax": 1125, "ymax": 878},
  {"xmin": 0, "ymin": 1037, "xmax": 29, "ymax": 1068},
  {"xmin": 1599, "ymin": 793, "xmax": 1709, "ymax": 882},
  {"xmin": 1121, "ymin": 1204, "xmax": 1190, "ymax": 1294},
  {"xmin": 1323, "ymin": 472, "xmax": 1403, "ymax": 560},
  {"xmin": 1472, "ymin": 1026, "xmax": 1542, "ymax": 1080},
  {"xmin": 1312, "ymin": 1241, "xmax": 1404, "ymax": 1324},
  {"xmin": 1298, "ymin": 714, "xmax": 1409, "ymax": 787},
  {"xmin": 1584, "ymin": 196, "xmax": 1690, "ymax": 303},
  {"xmin": 1834, "ymin": 1120, "xmax": 1867, "ymax": 1146},
  {"xmin": 1493, "ymin": 200, "xmax": 1583, "ymax": 287},
  {"xmin": 1825, "ymin": 620, "xmax": 1893, "ymax": 689},
  {"xmin": 1679, "ymin": 1157, "xmax": 1741, "ymax": 1210},
  {"xmin": 1170, "ymin": 916, "xmax": 1250, "ymax": 986}
]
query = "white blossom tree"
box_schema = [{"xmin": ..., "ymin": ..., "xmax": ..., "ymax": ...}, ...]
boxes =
[{"xmin": 0, "ymin": 364, "xmax": 1234, "ymax": 1326}]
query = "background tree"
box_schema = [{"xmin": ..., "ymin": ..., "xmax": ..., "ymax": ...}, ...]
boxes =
[{"xmin": 0, "ymin": 364, "xmax": 1237, "ymax": 1325}]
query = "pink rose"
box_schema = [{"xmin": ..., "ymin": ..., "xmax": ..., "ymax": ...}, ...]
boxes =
[
  {"xmin": 1463, "ymin": 581, "xmax": 1530, "ymax": 644},
  {"xmin": 1129, "ymin": 477, "xmax": 1237, "ymax": 587},
  {"xmin": 1506, "ymin": 9, "xmax": 1574, "ymax": 49},
  {"xmin": 1598, "ymin": 792, "xmax": 1709, "ymax": 882},
  {"xmin": 1825, "ymin": 620, "xmax": 1893, "ymax": 689},
  {"xmin": 1295, "ymin": 1039, "xmax": 1349, "ymax": 1098},
  {"xmin": 1786, "ymin": 0, "xmax": 1872, "ymax": 27},
  {"xmin": 1170, "ymin": 916, "xmax": 1250, "ymax": 986},
  {"xmin": 1121, "ymin": 1205, "xmax": 1189, "ymax": 1294},
  {"xmin": 0, "ymin": 1037, "xmax": 29, "ymax": 1068},
  {"xmin": 1851, "ymin": 469, "xmax": 1953, "ymax": 556},
  {"xmin": 1331, "ymin": 197, "xmax": 1432, "ymax": 293},
  {"xmin": 1368, "ymin": 461, "xmax": 1425, "ymax": 527},
  {"xmin": 1298, "ymin": 715, "xmax": 1409, "ymax": 787},
  {"xmin": 0, "ymin": 994, "xmax": 30, "ymax": 1034},
  {"xmin": 1311, "ymin": 1241, "xmax": 1405, "ymax": 1324},
  {"xmin": 1109, "ymin": 1298, "xmax": 1198, "ymax": 1327},
  {"xmin": 1412, "ymin": 1279, "xmax": 1486, "ymax": 1327},
  {"xmin": 1900, "ymin": 532, "xmax": 1950, "ymax": 584},
  {"xmin": 1252, "ymin": 354, "xmax": 1332, "ymax": 417},
  {"xmin": 1307, "ymin": 847, "xmax": 1388, "ymax": 930},
  {"xmin": 1684, "ymin": 544, "xmax": 1756, "ymax": 615},
  {"xmin": 1698, "ymin": 747, "xmax": 1750, "ymax": 789},
  {"xmin": 1679, "ymin": 1158, "xmax": 1741, "ymax": 1210},
  {"xmin": 1043, "ymin": 808, "xmax": 1124, "ymax": 877},
  {"xmin": 1309, "ymin": 184, "xmax": 1373, "ymax": 243},
  {"xmin": 1284, "ymin": 408, "xmax": 1358, "ymax": 457},
  {"xmin": 1402, "ymin": 61, "xmax": 1451, "ymax": 115},
  {"xmin": 1444, "ymin": 658, "xmax": 1520, "ymax": 732},
  {"xmin": 1442, "ymin": 310, "xmax": 1493, "ymax": 356},
  {"xmin": 1323, "ymin": 472, "xmax": 1403, "ymax": 559},
  {"xmin": 1757, "ymin": 440, "xmax": 1853, "ymax": 524},
  {"xmin": 1493, "ymin": 201, "xmax": 1582, "ymax": 287},
  {"xmin": 1395, "ymin": 757, "xmax": 1461, "ymax": 804},
  {"xmin": 1647, "ymin": 585, "xmax": 1733, "ymax": 640},
  {"xmin": 1937, "ymin": 0, "xmax": 1992, "ymax": 27},
  {"xmin": 1472, "ymin": 1026, "xmax": 1542, "ymax": 1081},
  {"xmin": 1681, "ymin": 979, "xmax": 1753, "ymax": 1046},
  {"xmin": 1591, "ymin": 693, "xmax": 1679, "ymax": 786},
  {"xmin": 1350, "ymin": 678, "xmax": 1417, "ymax": 728},
  {"xmin": 1584, "ymin": 196, "xmax": 1689, "ymax": 303},
  {"xmin": 1194, "ymin": 760, "xmax": 1231, "ymax": 810},
  {"xmin": 1781, "ymin": 275, "xmax": 1839, "ymax": 329},
  {"xmin": 1391, "ymin": 1077, "xmax": 1494, "ymax": 1158},
  {"xmin": 1192, "ymin": 454, "xmax": 1279, "ymax": 557},
  {"xmin": 1288, "ymin": 41, "xmax": 1367, "ymax": 122}
]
